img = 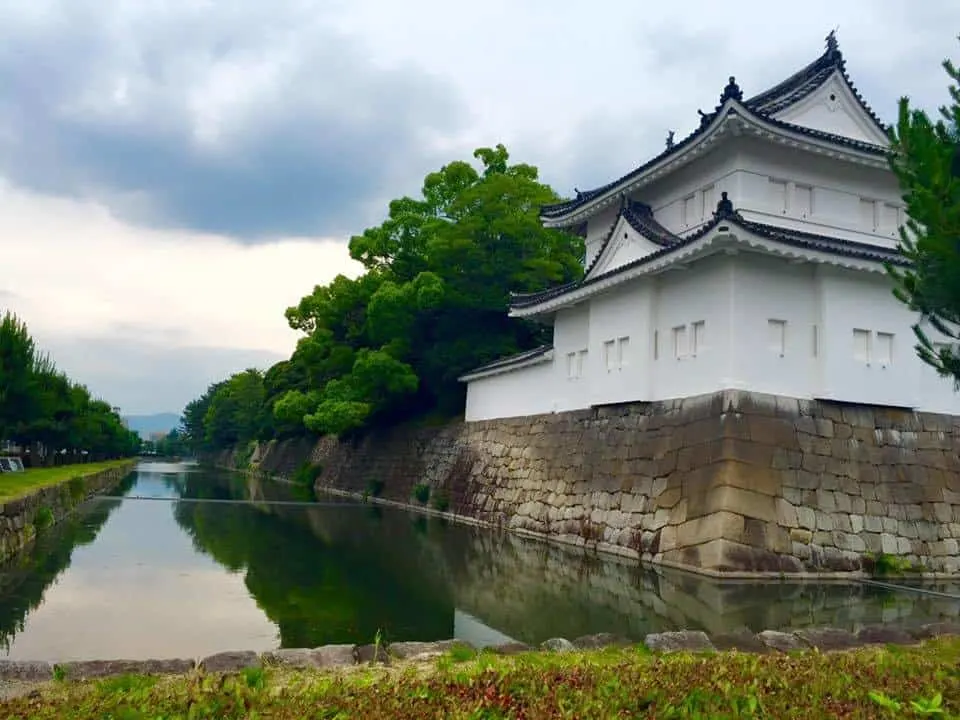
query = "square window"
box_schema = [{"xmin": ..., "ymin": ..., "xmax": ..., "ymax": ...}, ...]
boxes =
[
  {"xmin": 853, "ymin": 328, "xmax": 871, "ymax": 362},
  {"xmin": 672, "ymin": 325, "xmax": 687, "ymax": 359}
]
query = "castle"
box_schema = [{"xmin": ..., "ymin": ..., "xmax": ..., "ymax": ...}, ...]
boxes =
[{"xmin": 460, "ymin": 33, "xmax": 960, "ymax": 423}]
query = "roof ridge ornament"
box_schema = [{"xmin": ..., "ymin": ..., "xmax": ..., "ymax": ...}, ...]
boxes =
[
  {"xmin": 825, "ymin": 28, "xmax": 839, "ymax": 56},
  {"xmin": 713, "ymin": 191, "xmax": 738, "ymax": 220},
  {"xmin": 720, "ymin": 76, "xmax": 743, "ymax": 104},
  {"xmin": 666, "ymin": 130, "xmax": 675, "ymax": 150}
]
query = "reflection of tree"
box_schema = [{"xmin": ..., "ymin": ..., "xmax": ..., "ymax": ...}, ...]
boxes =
[
  {"xmin": 0, "ymin": 474, "xmax": 136, "ymax": 652},
  {"xmin": 171, "ymin": 471, "xmax": 960, "ymax": 647},
  {"xmin": 171, "ymin": 478, "xmax": 455, "ymax": 648}
]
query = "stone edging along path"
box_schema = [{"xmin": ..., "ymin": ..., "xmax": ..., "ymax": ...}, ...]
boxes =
[{"xmin": 1, "ymin": 622, "xmax": 958, "ymax": 684}]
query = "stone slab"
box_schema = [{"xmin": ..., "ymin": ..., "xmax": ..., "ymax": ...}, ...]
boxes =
[
  {"xmin": 389, "ymin": 640, "xmax": 468, "ymax": 660},
  {"xmin": 571, "ymin": 633, "xmax": 632, "ymax": 649},
  {"xmin": 311, "ymin": 644, "xmax": 358, "ymax": 667},
  {"xmin": 0, "ymin": 661, "xmax": 52, "ymax": 682},
  {"xmin": 793, "ymin": 628, "xmax": 859, "ymax": 651},
  {"xmin": 856, "ymin": 625, "xmax": 917, "ymax": 646},
  {"xmin": 710, "ymin": 631, "xmax": 769, "ymax": 653},
  {"xmin": 644, "ymin": 631, "xmax": 715, "ymax": 654},
  {"xmin": 65, "ymin": 659, "xmax": 196, "ymax": 679},
  {"xmin": 757, "ymin": 630, "xmax": 805, "ymax": 652},
  {"xmin": 200, "ymin": 651, "xmax": 260, "ymax": 673}
]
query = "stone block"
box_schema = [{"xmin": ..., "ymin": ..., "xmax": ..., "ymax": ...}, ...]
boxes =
[
  {"xmin": 856, "ymin": 626, "xmax": 916, "ymax": 646},
  {"xmin": 790, "ymin": 528, "xmax": 812, "ymax": 544},
  {"xmin": 775, "ymin": 498, "xmax": 798, "ymax": 528},
  {"xmin": 710, "ymin": 630, "xmax": 769, "ymax": 653},
  {"xmin": 673, "ymin": 511, "xmax": 744, "ymax": 549},
  {"xmin": 201, "ymin": 651, "xmax": 261, "ymax": 673},
  {"xmin": 487, "ymin": 642, "xmax": 532, "ymax": 655},
  {"xmin": 644, "ymin": 631, "xmax": 715, "ymax": 653},
  {"xmin": 757, "ymin": 630, "xmax": 805, "ymax": 652},
  {"xmin": 354, "ymin": 643, "xmax": 390, "ymax": 665},
  {"xmin": 0, "ymin": 661, "xmax": 53, "ymax": 681},
  {"xmin": 793, "ymin": 628, "xmax": 859, "ymax": 651},
  {"xmin": 572, "ymin": 633, "xmax": 632, "ymax": 649},
  {"xmin": 797, "ymin": 506, "xmax": 816, "ymax": 531},
  {"xmin": 541, "ymin": 638, "xmax": 575, "ymax": 652},
  {"xmin": 389, "ymin": 640, "xmax": 467, "ymax": 660}
]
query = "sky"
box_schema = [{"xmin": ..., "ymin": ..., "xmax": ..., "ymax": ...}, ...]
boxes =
[{"xmin": 0, "ymin": 0, "xmax": 956, "ymax": 415}]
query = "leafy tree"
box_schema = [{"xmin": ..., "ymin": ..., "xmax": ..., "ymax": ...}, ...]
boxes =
[
  {"xmin": 182, "ymin": 144, "xmax": 583, "ymax": 447},
  {"xmin": 0, "ymin": 311, "xmax": 140, "ymax": 462},
  {"xmin": 887, "ymin": 40, "xmax": 960, "ymax": 385}
]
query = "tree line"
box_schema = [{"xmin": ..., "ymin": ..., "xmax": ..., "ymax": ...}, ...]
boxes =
[
  {"xmin": 182, "ymin": 43, "xmax": 960, "ymax": 455},
  {"xmin": 0, "ymin": 312, "xmax": 142, "ymax": 464}
]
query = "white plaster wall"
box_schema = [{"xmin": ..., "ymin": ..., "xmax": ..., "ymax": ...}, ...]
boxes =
[
  {"xmin": 728, "ymin": 253, "xmax": 818, "ymax": 399},
  {"xmin": 648, "ymin": 255, "xmax": 733, "ymax": 401},
  {"xmin": 465, "ymin": 254, "xmax": 960, "ymax": 421},
  {"xmin": 583, "ymin": 205, "xmax": 619, "ymax": 268},
  {"xmin": 586, "ymin": 283, "xmax": 652, "ymax": 406},
  {"xmin": 463, "ymin": 361, "xmax": 556, "ymax": 421},
  {"xmin": 551, "ymin": 303, "xmax": 591, "ymax": 412},
  {"xmin": 731, "ymin": 138, "xmax": 904, "ymax": 247}
]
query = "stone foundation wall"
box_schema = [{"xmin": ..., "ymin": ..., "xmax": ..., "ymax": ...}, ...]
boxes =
[
  {"xmin": 0, "ymin": 461, "xmax": 136, "ymax": 562},
  {"xmin": 222, "ymin": 390, "xmax": 960, "ymax": 576}
]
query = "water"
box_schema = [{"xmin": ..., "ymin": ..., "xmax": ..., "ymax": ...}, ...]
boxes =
[{"xmin": 0, "ymin": 461, "xmax": 956, "ymax": 661}]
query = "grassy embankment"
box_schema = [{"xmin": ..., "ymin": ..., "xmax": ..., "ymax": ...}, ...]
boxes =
[
  {"xmin": 0, "ymin": 460, "xmax": 134, "ymax": 502},
  {"xmin": 5, "ymin": 638, "xmax": 959, "ymax": 718}
]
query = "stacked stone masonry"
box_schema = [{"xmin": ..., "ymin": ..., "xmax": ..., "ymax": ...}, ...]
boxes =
[
  {"xmin": 3, "ymin": 623, "xmax": 958, "ymax": 683},
  {"xmin": 0, "ymin": 463, "xmax": 135, "ymax": 563},
  {"xmin": 223, "ymin": 390, "xmax": 960, "ymax": 576}
]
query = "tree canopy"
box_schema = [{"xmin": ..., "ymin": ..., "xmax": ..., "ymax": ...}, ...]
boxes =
[
  {"xmin": 887, "ymin": 39, "xmax": 960, "ymax": 385},
  {"xmin": 0, "ymin": 311, "xmax": 142, "ymax": 463},
  {"xmin": 180, "ymin": 145, "xmax": 583, "ymax": 452}
]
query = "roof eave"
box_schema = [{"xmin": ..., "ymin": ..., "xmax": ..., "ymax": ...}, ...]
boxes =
[
  {"xmin": 509, "ymin": 226, "xmax": 903, "ymax": 318},
  {"xmin": 539, "ymin": 108, "xmax": 888, "ymax": 228},
  {"xmin": 458, "ymin": 349, "xmax": 554, "ymax": 383}
]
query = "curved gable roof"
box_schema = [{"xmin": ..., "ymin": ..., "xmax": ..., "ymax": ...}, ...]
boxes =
[{"xmin": 541, "ymin": 32, "xmax": 889, "ymax": 224}]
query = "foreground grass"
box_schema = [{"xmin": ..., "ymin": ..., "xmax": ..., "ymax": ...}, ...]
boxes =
[
  {"xmin": 0, "ymin": 460, "xmax": 133, "ymax": 501},
  {"xmin": 4, "ymin": 638, "xmax": 959, "ymax": 719}
]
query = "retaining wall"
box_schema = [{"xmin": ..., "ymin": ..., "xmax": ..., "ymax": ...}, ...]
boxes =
[
  {"xmin": 217, "ymin": 390, "xmax": 960, "ymax": 577},
  {"xmin": 0, "ymin": 462, "xmax": 136, "ymax": 562}
]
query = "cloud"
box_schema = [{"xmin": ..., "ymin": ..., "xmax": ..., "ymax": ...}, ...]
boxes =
[
  {"xmin": 36, "ymin": 335, "xmax": 285, "ymax": 415},
  {"xmin": 0, "ymin": 183, "xmax": 361, "ymax": 413},
  {"xmin": 0, "ymin": 1, "xmax": 465, "ymax": 241}
]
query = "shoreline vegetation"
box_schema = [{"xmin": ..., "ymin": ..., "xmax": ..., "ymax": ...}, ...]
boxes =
[
  {"xmin": 0, "ymin": 460, "xmax": 136, "ymax": 502},
  {"xmin": 1, "ymin": 629, "xmax": 958, "ymax": 718}
]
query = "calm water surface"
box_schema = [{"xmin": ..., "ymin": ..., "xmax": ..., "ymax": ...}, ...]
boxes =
[{"xmin": 0, "ymin": 461, "xmax": 957, "ymax": 661}]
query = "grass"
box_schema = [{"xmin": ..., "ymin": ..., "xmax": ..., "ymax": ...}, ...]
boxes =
[
  {"xmin": 0, "ymin": 459, "xmax": 133, "ymax": 502},
  {"xmin": 4, "ymin": 638, "xmax": 959, "ymax": 718}
]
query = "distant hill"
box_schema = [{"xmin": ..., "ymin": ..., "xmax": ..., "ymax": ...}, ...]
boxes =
[{"xmin": 123, "ymin": 412, "xmax": 180, "ymax": 438}]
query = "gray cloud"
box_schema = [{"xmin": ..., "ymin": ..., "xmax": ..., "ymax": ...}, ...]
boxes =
[
  {"xmin": 38, "ymin": 334, "xmax": 285, "ymax": 414},
  {"xmin": 0, "ymin": 2, "xmax": 464, "ymax": 241}
]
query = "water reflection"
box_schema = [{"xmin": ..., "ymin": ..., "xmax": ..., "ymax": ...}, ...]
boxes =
[{"xmin": 0, "ymin": 461, "xmax": 956, "ymax": 661}]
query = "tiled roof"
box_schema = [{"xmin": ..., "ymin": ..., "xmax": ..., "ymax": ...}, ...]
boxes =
[
  {"xmin": 581, "ymin": 199, "xmax": 680, "ymax": 279},
  {"xmin": 511, "ymin": 206, "xmax": 907, "ymax": 311},
  {"xmin": 458, "ymin": 344, "xmax": 553, "ymax": 379},
  {"xmin": 745, "ymin": 31, "xmax": 888, "ymax": 133},
  {"xmin": 541, "ymin": 32, "xmax": 889, "ymax": 222}
]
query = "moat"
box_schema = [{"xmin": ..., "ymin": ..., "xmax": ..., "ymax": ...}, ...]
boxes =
[{"xmin": 0, "ymin": 461, "xmax": 956, "ymax": 661}]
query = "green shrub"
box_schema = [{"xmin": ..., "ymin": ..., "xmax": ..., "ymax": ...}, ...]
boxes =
[
  {"xmin": 412, "ymin": 482, "xmax": 430, "ymax": 504},
  {"xmin": 366, "ymin": 478, "xmax": 385, "ymax": 497},
  {"xmin": 68, "ymin": 476, "xmax": 86, "ymax": 502},
  {"xmin": 35, "ymin": 507, "xmax": 54, "ymax": 530},
  {"xmin": 431, "ymin": 489, "xmax": 450, "ymax": 513},
  {"xmin": 292, "ymin": 461, "xmax": 324, "ymax": 486}
]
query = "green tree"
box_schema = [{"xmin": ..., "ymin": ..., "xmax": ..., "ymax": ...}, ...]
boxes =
[
  {"xmin": 887, "ymin": 40, "xmax": 960, "ymax": 385},
  {"xmin": 0, "ymin": 311, "xmax": 38, "ymax": 441},
  {"xmin": 182, "ymin": 144, "xmax": 583, "ymax": 446}
]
